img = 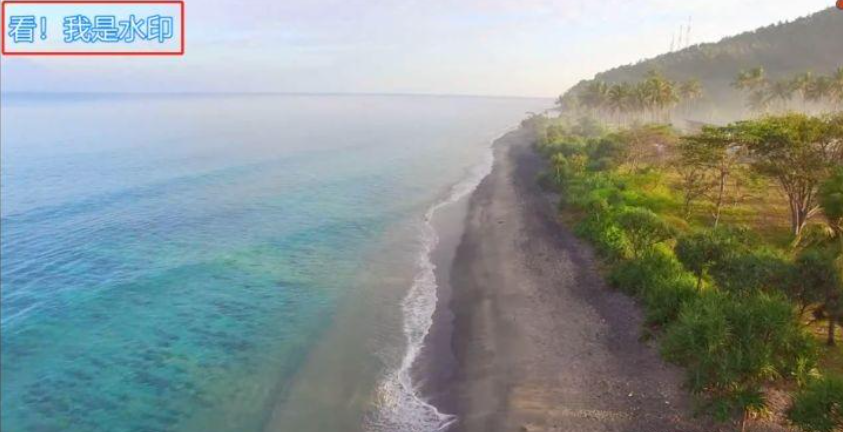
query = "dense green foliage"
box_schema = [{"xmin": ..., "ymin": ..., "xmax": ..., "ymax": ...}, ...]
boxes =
[
  {"xmin": 616, "ymin": 207, "xmax": 674, "ymax": 257},
  {"xmin": 788, "ymin": 375, "xmax": 843, "ymax": 432},
  {"xmin": 734, "ymin": 113, "xmax": 843, "ymax": 237},
  {"xmin": 533, "ymin": 10, "xmax": 843, "ymax": 429},
  {"xmin": 662, "ymin": 291, "xmax": 815, "ymax": 420},
  {"xmin": 820, "ymin": 168, "xmax": 843, "ymax": 236},
  {"xmin": 528, "ymin": 111, "xmax": 842, "ymax": 429},
  {"xmin": 675, "ymin": 229, "xmax": 746, "ymax": 289}
]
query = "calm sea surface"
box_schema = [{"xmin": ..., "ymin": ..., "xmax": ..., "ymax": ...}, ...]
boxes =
[{"xmin": 0, "ymin": 93, "xmax": 548, "ymax": 432}]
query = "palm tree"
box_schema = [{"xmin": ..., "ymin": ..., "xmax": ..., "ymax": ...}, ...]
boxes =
[
  {"xmin": 733, "ymin": 67, "xmax": 767, "ymax": 92},
  {"xmin": 631, "ymin": 82, "xmax": 650, "ymax": 122},
  {"xmin": 607, "ymin": 83, "xmax": 632, "ymax": 124},
  {"xmin": 679, "ymin": 79, "xmax": 703, "ymax": 116},
  {"xmin": 660, "ymin": 80, "xmax": 680, "ymax": 122},
  {"xmin": 747, "ymin": 89, "xmax": 770, "ymax": 115},
  {"xmin": 555, "ymin": 93, "xmax": 580, "ymax": 113},
  {"xmin": 642, "ymin": 71, "xmax": 679, "ymax": 122},
  {"xmin": 646, "ymin": 83, "xmax": 662, "ymax": 121},
  {"xmin": 830, "ymin": 67, "xmax": 843, "ymax": 111},
  {"xmin": 578, "ymin": 81, "xmax": 610, "ymax": 118},
  {"xmin": 766, "ymin": 79, "xmax": 795, "ymax": 112},
  {"xmin": 734, "ymin": 67, "xmax": 769, "ymax": 115},
  {"xmin": 806, "ymin": 75, "xmax": 833, "ymax": 113},
  {"xmin": 791, "ymin": 71, "xmax": 813, "ymax": 110}
]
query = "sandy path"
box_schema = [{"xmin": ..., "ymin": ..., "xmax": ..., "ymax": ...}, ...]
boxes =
[{"xmin": 444, "ymin": 129, "xmax": 706, "ymax": 432}]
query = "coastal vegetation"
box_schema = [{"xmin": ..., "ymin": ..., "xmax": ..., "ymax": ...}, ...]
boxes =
[
  {"xmin": 562, "ymin": 68, "xmax": 843, "ymax": 127},
  {"xmin": 567, "ymin": 71, "xmax": 698, "ymax": 124},
  {"xmin": 731, "ymin": 67, "xmax": 843, "ymax": 115},
  {"xmin": 525, "ymin": 107, "xmax": 843, "ymax": 431},
  {"xmin": 559, "ymin": 7, "xmax": 843, "ymax": 122}
]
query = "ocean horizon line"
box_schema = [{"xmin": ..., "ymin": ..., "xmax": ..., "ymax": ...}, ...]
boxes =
[{"xmin": 0, "ymin": 90, "xmax": 555, "ymax": 101}]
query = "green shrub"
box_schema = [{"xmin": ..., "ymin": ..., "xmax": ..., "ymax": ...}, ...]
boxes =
[
  {"xmin": 709, "ymin": 247, "xmax": 792, "ymax": 296},
  {"xmin": 571, "ymin": 116, "xmax": 606, "ymax": 139},
  {"xmin": 615, "ymin": 207, "xmax": 675, "ymax": 258},
  {"xmin": 547, "ymin": 153, "xmax": 571, "ymax": 190},
  {"xmin": 794, "ymin": 247, "xmax": 843, "ymax": 346},
  {"xmin": 795, "ymin": 248, "xmax": 842, "ymax": 305},
  {"xmin": 609, "ymin": 247, "xmax": 684, "ymax": 295},
  {"xmin": 788, "ymin": 375, "xmax": 843, "ymax": 432},
  {"xmin": 605, "ymin": 245, "xmax": 700, "ymax": 325},
  {"xmin": 675, "ymin": 229, "xmax": 737, "ymax": 289},
  {"xmin": 662, "ymin": 291, "xmax": 817, "ymax": 420},
  {"xmin": 586, "ymin": 156, "xmax": 617, "ymax": 172},
  {"xmin": 675, "ymin": 228, "xmax": 792, "ymax": 296},
  {"xmin": 565, "ymin": 176, "xmax": 625, "ymax": 210},
  {"xmin": 539, "ymin": 151, "xmax": 590, "ymax": 192},
  {"xmin": 545, "ymin": 123, "xmax": 569, "ymax": 144},
  {"xmin": 537, "ymin": 140, "xmax": 586, "ymax": 159},
  {"xmin": 818, "ymin": 167, "xmax": 843, "ymax": 234},
  {"xmin": 521, "ymin": 113, "xmax": 549, "ymax": 134},
  {"xmin": 574, "ymin": 211, "xmax": 628, "ymax": 260},
  {"xmin": 556, "ymin": 141, "xmax": 588, "ymax": 158},
  {"xmin": 642, "ymin": 271, "xmax": 700, "ymax": 326},
  {"xmin": 586, "ymin": 136, "xmax": 627, "ymax": 170}
]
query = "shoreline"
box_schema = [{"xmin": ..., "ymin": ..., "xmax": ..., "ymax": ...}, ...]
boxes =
[
  {"xmin": 426, "ymin": 128, "xmax": 707, "ymax": 432},
  {"xmin": 372, "ymin": 136, "xmax": 499, "ymax": 432},
  {"xmin": 415, "ymin": 178, "xmax": 472, "ymax": 417}
]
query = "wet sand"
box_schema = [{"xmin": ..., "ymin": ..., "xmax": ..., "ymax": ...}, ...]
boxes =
[{"xmin": 432, "ymin": 128, "xmax": 706, "ymax": 432}]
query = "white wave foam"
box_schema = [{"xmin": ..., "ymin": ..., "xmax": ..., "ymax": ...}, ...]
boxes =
[{"xmin": 367, "ymin": 129, "xmax": 509, "ymax": 432}]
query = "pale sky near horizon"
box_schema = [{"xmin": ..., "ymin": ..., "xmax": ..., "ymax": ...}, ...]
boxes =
[{"xmin": 0, "ymin": 0, "xmax": 836, "ymax": 97}]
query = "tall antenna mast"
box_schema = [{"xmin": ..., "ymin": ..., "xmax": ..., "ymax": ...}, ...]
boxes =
[
  {"xmin": 670, "ymin": 30, "xmax": 676, "ymax": 52},
  {"xmin": 685, "ymin": 16, "xmax": 692, "ymax": 47}
]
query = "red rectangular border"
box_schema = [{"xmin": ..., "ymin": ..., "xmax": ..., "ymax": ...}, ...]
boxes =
[{"xmin": 1, "ymin": 0, "xmax": 184, "ymax": 56}]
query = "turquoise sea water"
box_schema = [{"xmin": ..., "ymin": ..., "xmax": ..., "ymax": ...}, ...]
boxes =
[{"xmin": 0, "ymin": 94, "xmax": 548, "ymax": 432}]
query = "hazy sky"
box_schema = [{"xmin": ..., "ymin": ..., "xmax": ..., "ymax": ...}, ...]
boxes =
[{"xmin": 0, "ymin": 0, "xmax": 835, "ymax": 97}]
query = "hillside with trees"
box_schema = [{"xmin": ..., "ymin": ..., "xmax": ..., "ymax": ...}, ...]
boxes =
[
  {"xmin": 559, "ymin": 7, "xmax": 843, "ymax": 123},
  {"xmin": 527, "ymin": 9, "xmax": 843, "ymax": 430}
]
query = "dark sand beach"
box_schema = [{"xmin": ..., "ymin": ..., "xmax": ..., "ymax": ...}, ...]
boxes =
[{"xmin": 432, "ymin": 128, "xmax": 708, "ymax": 432}]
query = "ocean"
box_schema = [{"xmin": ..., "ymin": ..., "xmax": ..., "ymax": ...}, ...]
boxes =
[{"xmin": 0, "ymin": 93, "xmax": 549, "ymax": 432}]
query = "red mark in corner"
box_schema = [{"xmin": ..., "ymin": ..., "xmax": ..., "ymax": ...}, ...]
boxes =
[{"xmin": 838, "ymin": 0, "xmax": 843, "ymax": 10}]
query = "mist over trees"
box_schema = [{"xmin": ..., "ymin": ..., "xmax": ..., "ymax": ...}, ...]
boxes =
[
  {"xmin": 567, "ymin": 66, "xmax": 843, "ymax": 129},
  {"xmin": 530, "ymin": 8, "xmax": 843, "ymax": 430},
  {"xmin": 558, "ymin": 7, "xmax": 843, "ymax": 123},
  {"xmin": 527, "ymin": 111, "xmax": 843, "ymax": 432}
]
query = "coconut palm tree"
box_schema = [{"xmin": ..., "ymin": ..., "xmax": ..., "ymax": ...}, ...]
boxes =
[
  {"xmin": 734, "ymin": 67, "xmax": 769, "ymax": 115},
  {"xmin": 631, "ymin": 82, "xmax": 650, "ymax": 122},
  {"xmin": 555, "ymin": 93, "xmax": 580, "ymax": 113},
  {"xmin": 830, "ymin": 67, "xmax": 843, "ymax": 111},
  {"xmin": 660, "ymin": 80, "xmax": 681, "ymax": 122},
  {"xmin": 747, "ymin": 89, "xmax": 770, "ymax": 115},
  {"xmin": 806, "ymin": 75, "xmax": 833, "ymax": 113},
  {"xmin": 607, "ymin": 83, "xmax": 633, "ymax": 124},
  {"xmin": 766, "ymin": 79, "xmax": 795, "ymax": 112},
  {"xmin": 791, "ymin": 72, "xmax": 814, "ymax": 111},
  {"xmin": 733, "ymin": 67, "xmax": 767, "ymax": 92},
  {"xmin": 579, "ymin": 81, "xmax": 610, "ymax": 118},
  {"xmin": 679, "ymin": 79, "xmax": 703, "ymax": 116},
  {"xmin": 642, "ymin": 71, "xmax": 679, "ymax": 122},
  {"xmin": 638, "ymin": 79, "xmax": 658, "ymax": 122}
]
